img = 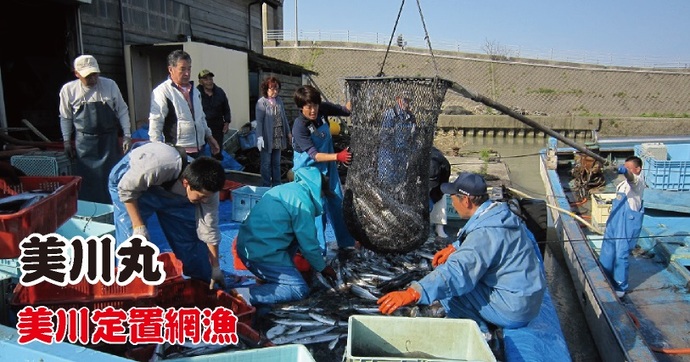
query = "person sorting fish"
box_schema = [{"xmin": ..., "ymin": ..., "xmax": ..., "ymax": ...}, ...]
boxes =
[
  {"xmin": 377, "ymin": 172, "xmax": 545, "ymax": 332},
  {"xmin": 598, "ymin": 156, "xmax": 645, "ymax": 298},
  {"xmin": 108, "ymin": 141, "xmax": 226, "ymax": 288},
  {"xmin": 233, "ymin": 166, "xmax": 338, "ymax": 305}
]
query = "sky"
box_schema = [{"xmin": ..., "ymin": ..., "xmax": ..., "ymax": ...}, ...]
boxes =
[{"xmin": 280, "ymin": 0, "xmax": 690, "ymax": 67}]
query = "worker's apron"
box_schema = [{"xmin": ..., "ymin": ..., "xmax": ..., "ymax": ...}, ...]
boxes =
[
  {"xmin": 293, "ymin": 119, "xmax": 354, "ymax": 249},
  {"xmin": 73, "ymin": 101, "xmax": 120, "ymax": 203},
  {"xmin": 598, "ymin": 192, "xmax": 644, "ymax": 292}
]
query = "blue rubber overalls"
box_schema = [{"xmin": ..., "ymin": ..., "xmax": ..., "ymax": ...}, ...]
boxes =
[
  {"xmin": 74, "ymin": 101, "xmax": 120, "ymax": 203},
  {"xmin": 292, "ymin": 120, "xmax": 354, "ymax": 249},
  {"xmin": 107, "ymin": 143, "xmax": 212, "ymax": 282},
  {"xmin": 599, "ymin": 192, "xmax": 644, "ymax": 293}
]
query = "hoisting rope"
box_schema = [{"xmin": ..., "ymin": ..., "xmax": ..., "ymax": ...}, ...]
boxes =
[
  {"xmin": 414, "ymin": 0, "xmax": 439, "ymax": 76},
  {"xmin": 377, "ymin": 0, "xmax": 440, "ymax": 78},
  {"xmin": 377, "ymin": 0, "xmax": 406, "ymax": 77}
]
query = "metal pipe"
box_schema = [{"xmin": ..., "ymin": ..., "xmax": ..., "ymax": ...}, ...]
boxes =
[
  {"xmin": 450, "ymin": 81, "xmax": 609, "ymax": 165},
  {"xmin": 597, "ymin": 135, "xmax": 690, "ymax": 146}
]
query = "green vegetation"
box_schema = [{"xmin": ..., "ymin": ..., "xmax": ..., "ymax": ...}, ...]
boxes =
[
  {"xmin": 299, "ymin": 47, "xmax": 324, "ymax": 71},
  {"xmin": 479, "ymin": 149, "xmax": 491, "ymax": 175},
  {"xmin": 613, "ymin": 92, "xmax": 627, "ymax": 98},
  {"xmin": 526, "ymin": 87, "xmax": 584, "ymax": 96},
  {"xmin": 527, "ymin": 87, "xmax": 557, "ymax": 95},
  {"xmin": 639, "ymin": 112, "xmax": 690, "ymax": 118},
  {"xmin": 573, "ymin": 105, "xmax": 603, "ymax": 117}
]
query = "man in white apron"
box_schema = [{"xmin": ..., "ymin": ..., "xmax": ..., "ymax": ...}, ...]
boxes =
[{"xmin": 59, "ymin": 55, "xmax": 131, "ymax": 203}]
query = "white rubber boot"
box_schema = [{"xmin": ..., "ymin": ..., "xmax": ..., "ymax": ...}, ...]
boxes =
[{"xmin": 435, "ymin": 224, "xmax": 448, "ymax": 238}]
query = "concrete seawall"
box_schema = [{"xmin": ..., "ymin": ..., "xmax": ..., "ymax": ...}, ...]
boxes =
[{"xmin": 436, "ymin": 115, "xmax": 690, "ymax": 139}]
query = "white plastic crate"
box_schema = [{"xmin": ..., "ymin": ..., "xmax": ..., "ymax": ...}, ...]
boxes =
[
  {"xmin": 591, "ymin": 193, "xmax": 616, "ymax": 226},
  {"xmin": 640, "ymin": 143, "xmax": 667, "ymax": 160},
  {"xmin": 75, "ymin": 200, "xmax": 114, "ymax": 224},
  {"xmin": 55, "ymin": 218, "xmax": 116, "ymax": 239},
  {"xmin": 11, "ymin": 151, "xmax": 72, "ymax": 176},
  {"xmin": 167, "ymin": 344, "xmax": 316, "ymax": 362},
  {"xmin": 0, "ymin": 259, "xmax": 20, "ymax": 280},
  {"xmin": 231, "ymin": 186, "xmax": 270, "ymax": 222},
  {"xmin": 346, "ymin": 315, "xmax": 496, "ymax": 362}
]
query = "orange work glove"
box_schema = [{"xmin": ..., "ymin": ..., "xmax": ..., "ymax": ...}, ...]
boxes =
[
  {"xmin": 432, "ymin": 244, "xmax": 456, "ymax": 268},
  {"xmin": 377, "ymin": 287, "xmax": 421, "ymax": 315}
]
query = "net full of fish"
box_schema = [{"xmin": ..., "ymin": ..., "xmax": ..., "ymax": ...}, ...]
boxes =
[{"xmin": 342, "ymin": 77, "xmax": 451, "ymax": 254}]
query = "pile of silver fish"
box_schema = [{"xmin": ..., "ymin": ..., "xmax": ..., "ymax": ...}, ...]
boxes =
[{"xmin": 255, "ymin": 235, "xmax": 450, "ymax": 361}]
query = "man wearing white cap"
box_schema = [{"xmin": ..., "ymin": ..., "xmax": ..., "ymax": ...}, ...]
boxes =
[{"xmin": 59, "ymin": 54, "xmax": 131, "ymax": 203}]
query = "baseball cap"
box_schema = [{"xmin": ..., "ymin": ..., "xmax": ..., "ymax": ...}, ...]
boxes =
[
  {"xmin": 74, "ymin": 55, "xmax": 100, "ymax": 77},
  {"xmin": 198, "ymin": 69, "xmax": 214, "ymax": 79},
  {"xmin": 440, "ymin": 172, "xmax": 488, "ymax": 196}
]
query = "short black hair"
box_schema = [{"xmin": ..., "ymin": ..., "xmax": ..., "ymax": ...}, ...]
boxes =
[
  {"xmin": 294, "ymin": 85, "xmax": 322, "ymax": 108},
  {"xmin": 625, "ymin": 155, "xmax": 643, "ymax": 168},
  {"xmin": 182, "ymin": 156, "xmax": 225, "ymax": 192}
]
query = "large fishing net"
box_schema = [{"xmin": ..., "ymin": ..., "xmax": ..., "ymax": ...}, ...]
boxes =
[{"xmin": 343, "ymin": 77, "xmax": 452, "ymax": 253}]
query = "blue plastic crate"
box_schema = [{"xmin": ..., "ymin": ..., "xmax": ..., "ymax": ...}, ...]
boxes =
[
  {"xmin": 231, "ymin": 186, "xmax": 270, "ymax": 222},
  {"xmin": 634, "ymin": 144, "xmax": 690, "ymax": 191}
]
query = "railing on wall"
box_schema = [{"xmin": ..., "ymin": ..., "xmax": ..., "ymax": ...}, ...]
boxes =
[{"xmin": 266, "ymin": 30, "xmax": 690, "ymax": 69}]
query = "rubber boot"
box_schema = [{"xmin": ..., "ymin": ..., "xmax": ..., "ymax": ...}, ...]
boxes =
[{"xmin": 435, "ymin": 224, "xmax": 448, "ymax": 238}]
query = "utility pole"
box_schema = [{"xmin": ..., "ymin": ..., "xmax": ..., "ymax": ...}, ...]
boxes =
[{"xmin": 294, "ymin": 0, "xmax": 298, "ymax": 46}]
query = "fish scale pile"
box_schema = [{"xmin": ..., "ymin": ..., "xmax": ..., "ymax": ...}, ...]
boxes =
[{"xmin": 254, "ymin": 235, "xmax": 450, "ymax": 362}]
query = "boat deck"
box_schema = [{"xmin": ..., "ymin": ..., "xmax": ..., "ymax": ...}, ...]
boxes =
[{"xmin": 544, "ymin": 148, "xmax": 690, "ymax": 362}]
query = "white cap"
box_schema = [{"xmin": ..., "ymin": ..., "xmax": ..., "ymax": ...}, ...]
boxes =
[{"xmin": 74, "ymin": 55, "xmax": 100, "ymax": 77}]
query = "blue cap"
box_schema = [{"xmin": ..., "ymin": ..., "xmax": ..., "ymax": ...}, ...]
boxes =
[{"xmin": 440, "ymin": 172, "xmax": 487, "ymax": 196}]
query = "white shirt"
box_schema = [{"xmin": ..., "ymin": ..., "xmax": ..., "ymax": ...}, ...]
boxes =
[{"xmin": 616, "ymin": 172, "xmax": 645, "ymax": 212}]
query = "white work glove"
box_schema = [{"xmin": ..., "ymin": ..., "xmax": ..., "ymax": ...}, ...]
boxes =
[
  {"xmin": 122, "ymin": 136, "xmax": 132, "ymax": 154},
  {"xmin": 132, "ymin": 225, "xmax": 150, "ymax": 240},
  {"xmin": 250, "ymin": 120, "xmax": 257, "ymax": 129},
  {"xmin": 256, "ymin": 136, "xmax": 264, "ymax": 152},
  {"xmin": 63, "ymin": 141, "xmax": 75, "ymax": 159},
  {"xmin": 210, "ymin": 266, "xmax": 226, "ymax": 289}
]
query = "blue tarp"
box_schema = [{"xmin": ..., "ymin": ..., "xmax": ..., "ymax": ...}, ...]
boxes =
[
  {"xmin": 503, "ymin": 286, "xmax": 571, "ymax": 361},
  {"xmin": 131, "ymin": 126, "xmax": 244, "ymax": 172}
]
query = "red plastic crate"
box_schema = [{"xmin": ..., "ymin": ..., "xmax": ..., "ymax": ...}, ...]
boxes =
[
  {"xmin": 219, "ymin": 180, "xmax": 244, "ymax": 201},
  {"xmin": 11, "ymin": 252, "xmax": 184, "ymax": 307},
  {"xmin": 157, "ymin": 279, "xmax": 256, "ymax": 326},
  {"xmin": 0, "ymin": 176, "xmax": 82, "ymax": 258}
]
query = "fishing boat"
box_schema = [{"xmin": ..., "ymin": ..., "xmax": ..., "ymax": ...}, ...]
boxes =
[{"xmin": 540, "ymin": 135, "xmax": 690, "ymax": 362}]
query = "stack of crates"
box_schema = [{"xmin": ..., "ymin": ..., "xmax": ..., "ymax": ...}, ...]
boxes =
[
  {"xmin": 10, "ymin": 151, "xmax": 73, "ymax": 176},
  {"xmin": 635, "ymin": 143, "xmax": 690, "ymax": 191}
]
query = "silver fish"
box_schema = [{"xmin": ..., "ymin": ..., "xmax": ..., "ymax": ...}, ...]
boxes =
[
  {"xmin": 308, "ymin": 311, "xmax": 341, "ymax": 326},
  {"xmin": 265, "ymin": 324, "xmax": 287, "ymax": 340},
  {"xmin": 350, "ymin": 283, "xmax": 379, "ymax": 301},
  {"xmin": 271, "ymin": 326, "xmax": 337, "ymax": 345},
  {"xmin": 328, "ymin": 333, "xmax": 347, "ymax": 350},
  {"xmin": 290, "ymin": 332, "xmax": 346, "ymax": 346},
  {"xmin": 272, "ymin": 318, "xmax": 330, "ymax": 327}
]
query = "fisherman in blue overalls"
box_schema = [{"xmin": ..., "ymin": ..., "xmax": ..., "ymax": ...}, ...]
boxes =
[
  {"xmin": 378, "ymin": 93, "xmax": 417, "ymax": 186},
  {"xmin": 599, "ymin": 156, "xmax": 645, "ymax": 298},
  {"xmin": 291, "ymin": 85, "xmax": 355, "ymax": 251},
  {"xmin": 108, "ymin": 141, "xmax": 226, "ymax": 288},
  {"xmin": 59, "ymin": 55, "xmax": 131, "ymax": 204}
]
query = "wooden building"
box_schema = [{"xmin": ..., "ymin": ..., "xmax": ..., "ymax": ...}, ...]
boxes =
[{"xmin": 0, "ymin": 0, "xmax": 306, "ymax": 142}]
